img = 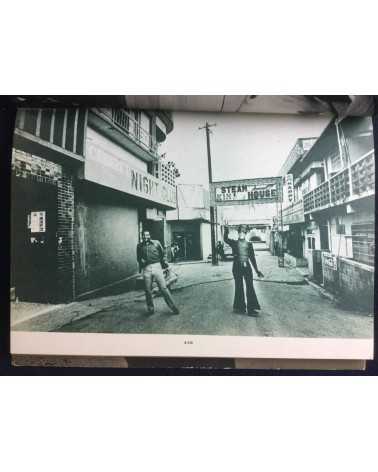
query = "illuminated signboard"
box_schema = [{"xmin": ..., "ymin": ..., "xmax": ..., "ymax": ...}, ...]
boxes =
[{"xmin": 211, "ymin": 177, "xmax": 282, "ymax": 206}]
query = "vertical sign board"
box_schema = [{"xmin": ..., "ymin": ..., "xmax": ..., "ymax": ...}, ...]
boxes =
[
  {"xmin": 282, "ymin": 174, "xmax": 294, "ymax": 205},
  {"xmin": 210, "ymin": 177, "xmax": 283, "ymax": 206}
]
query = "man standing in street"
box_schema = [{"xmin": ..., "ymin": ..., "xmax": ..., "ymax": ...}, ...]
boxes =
[
  {"xmin": 224, "ymin": 224, "xmax": 264, "ymax": 316},
  {"xmin": 137, "ymin": 230, "xmax": 180, "ymax": 315}
]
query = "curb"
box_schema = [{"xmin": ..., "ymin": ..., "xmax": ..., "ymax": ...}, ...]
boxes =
[
  {"xmin": 11, "ymin": 303, "xmax": 66, "ymax": 327},
  {"xmin": 305, "ymin": 278, "xmax": 337, "ymax": 302}
]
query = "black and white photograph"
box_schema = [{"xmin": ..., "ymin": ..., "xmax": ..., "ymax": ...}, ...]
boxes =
[
  {"xmin": 9, "ymin": 96, "xmax": 375, "ymax": 358},
  {"xmin": 3, "ymin": 4, "xmax": 378, "ymax": 472}
]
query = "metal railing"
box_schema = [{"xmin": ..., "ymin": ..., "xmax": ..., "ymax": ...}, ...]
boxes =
[{"xmin": 111, "ymin": 109, "xmax": 160, "ymax": 157}]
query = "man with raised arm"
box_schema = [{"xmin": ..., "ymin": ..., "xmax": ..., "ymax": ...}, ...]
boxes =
[{"xmin": 224, "ymin": 224, "xmax": 264, "ymax": 316}]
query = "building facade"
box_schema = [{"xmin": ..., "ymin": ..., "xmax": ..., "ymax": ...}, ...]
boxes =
[
  {"xmin": 166, "ymin": 184, "xmax": 212, "ymax": 261},
  {"xmin": 280, "ymin": 117, "xmax": 375, "ymax": 311},
  {"xmin": 11, "ymin": 107, "xmax": 177, "ymax": 302},
  {"xmin": 11, "ymin": 108, "xmax": 87, "ymax": 303}
]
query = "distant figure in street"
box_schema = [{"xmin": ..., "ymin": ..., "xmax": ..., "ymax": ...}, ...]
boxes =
[
  {"xmin": 217, "ymin": 241, "xmax": 225, "ymax": 260},
  {"xmin": 171, "ymin": 241, "xmax": 179, "ymax": 262},
  {"xmin": 137, "ymin": 230, "xmax": 180, "ymax": 315},
  {"xmin": 224, "ymin": 224, "xmax": 264, "ymax": 316}
]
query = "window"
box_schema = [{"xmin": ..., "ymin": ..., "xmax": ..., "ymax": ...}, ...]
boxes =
[
  {"xmin": 330, "ymin": 152, "xmax": 342, "ymax": 173},
  {"xmin": 307, "ymin": 237, "xmax": 315, "ymax": 249},
  {"xmin": 140, "ymin": 112, "xmax": 152, "ymax": 148},
  {"xmin": 335, "ymin": 218, "xmax": 345, "ymax": 235},
  {"xmin": 132, "ymin": 111, "xmax": 140, "ymax": 139},
  {"xmin": 351, "ymin": 222, "xmax": 374, "ymax": 265}
]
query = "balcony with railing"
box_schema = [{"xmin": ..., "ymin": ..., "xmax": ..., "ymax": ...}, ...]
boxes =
[
  {"xmin": 111, "ymin": 109, "xmax": 160, "ymax": 157},
  {"xmin": 89, "ymin": 108, "xmax": 162, "ymax": 163},
  {"xmin": 302, "ymin": 150, "xmax": 374, "ymax": 215}
]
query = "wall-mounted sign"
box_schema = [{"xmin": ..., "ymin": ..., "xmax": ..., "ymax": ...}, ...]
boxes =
[
  {"xmin": 283, "ymin": 174, "xmax": 294, "ymax": 204},
  {"xmin": 211, "ymin": 177, "xmax": 282, "ymax": 206},
  {"xmin": 29, "ymin": 211, "xmax": 46, "ymax": 233},
  {"xmin": 146, "ymin": 208, "xmax": 165, "ymax": 220},
  {"xmin": 323, "ymin": 252, "xmax": 337, "ymax": 270},
  {"xmin": 84, "ymin": 128, "xmax": 176, "ymax": 209}
]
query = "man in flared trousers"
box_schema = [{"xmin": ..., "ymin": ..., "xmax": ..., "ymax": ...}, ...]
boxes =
[{"xmin": 224, "ymin": 225, "xmax": 264, "ymax": 316}]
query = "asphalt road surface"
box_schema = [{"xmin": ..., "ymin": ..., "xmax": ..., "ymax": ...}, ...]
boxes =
[{"xmin": 55, "ymin": 256, "xmax": 373, "ymax": 339}]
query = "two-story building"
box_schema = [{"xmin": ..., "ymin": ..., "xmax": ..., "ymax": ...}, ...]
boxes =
[
  {"xmin": 280, "ymin": 116, "xmax": 375, "ymax": 311},
  {"xmin": 166, "ymin": 184, "xmax": 212, "ymax": 261},
  {"xmin": 11, "ymin": 107, "xmax": 177, "ymax": 303}
]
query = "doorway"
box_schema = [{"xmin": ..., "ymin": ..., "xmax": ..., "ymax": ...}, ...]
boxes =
[
  {"xmin": 173, "ymin": 231, "xmax": 199, "ymax": 261},
  {"xmin": 319, "ymin": 224, "xmax": 330, "ymax": 250},
  {"xmin": 11, "ymin": 177, "xmax": 58, "ymax": 302}
]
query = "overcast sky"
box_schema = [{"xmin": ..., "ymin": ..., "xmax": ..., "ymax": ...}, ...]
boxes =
[{"xmin": 161, "ymin": 112, "xmax": 330, "ymax": 187}]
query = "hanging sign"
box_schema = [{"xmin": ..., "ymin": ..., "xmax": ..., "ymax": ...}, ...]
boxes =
[{"xmin": 211, "ymin": 177, "xmax": 282, "ymax": 206}]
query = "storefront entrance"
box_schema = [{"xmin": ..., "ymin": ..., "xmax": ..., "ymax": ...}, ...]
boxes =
[
  {"xmin": 173, "ymin": 231, "xmax": 199, "ymax": 261},
  {"xmin": 11, "ymin": 177, "xmax": 58, "ymax": 302}
]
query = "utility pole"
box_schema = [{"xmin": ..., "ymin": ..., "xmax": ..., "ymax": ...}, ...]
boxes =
[{"xmin": 199, "ymin": 121, "xmax": 218, "ymax": 265}]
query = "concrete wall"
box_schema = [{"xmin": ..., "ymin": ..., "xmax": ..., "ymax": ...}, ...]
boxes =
[
  {"xmin": 306, "ymin": 249, "xmax": 315, "ymax": 278},
  {"xmin": 322, "ymin": 253, "xmax": 338, "ymax": 294},
  {"xmin": 338, "ymin": 257, "xmax": 374, "ymax": 312},
  {"xmin": 320, "ymin": 252, "xmax": 374, "ymax": 312},
  {"xmin": 218, "ymin": 202, "xmax": 277, "ymax": 226},
  {"xmin": 167, "ymin": 184, "xmax": 209, "ymax": 221},
  {"xmin": 75, "ymin": 184, "xmax": 139, "ymax": 297},
  {"xmin": 329, "ymin": 214, "xmax": 353, "ymax": 259},
  {"xmin": 86, "ymin": 126, "xmax": 148, "ymax": 172},
  {"xmin": 200, "ymin": 222, "xmax": 212, "ymax": 260}
]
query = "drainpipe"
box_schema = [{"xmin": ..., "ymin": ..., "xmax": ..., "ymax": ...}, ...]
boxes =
[
  {"xmin": 176, "ymin": 185, "xmax": 179, "ymax": 220},
  {"xmin": 335, "ymin": 119, "xmax": 345, "ymax": 168}
]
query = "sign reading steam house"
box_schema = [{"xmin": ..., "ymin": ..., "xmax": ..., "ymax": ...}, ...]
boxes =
[{"xmin": 211, "ymin": 177, "xmax": 282, "ymax": 206}]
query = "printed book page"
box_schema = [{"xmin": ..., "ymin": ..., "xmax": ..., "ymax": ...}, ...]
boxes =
[{"xmin": 9, "ymin": 102, "xmax": 375, "ymax": 360}]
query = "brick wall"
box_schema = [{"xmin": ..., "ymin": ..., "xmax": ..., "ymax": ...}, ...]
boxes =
[
  {"xmin": 56, "ymin": 170, "xmax": 75, "ymax": 301},
  {"xmin": 12, "ymin": 149, "xmax": 75, "ymax": 302}
]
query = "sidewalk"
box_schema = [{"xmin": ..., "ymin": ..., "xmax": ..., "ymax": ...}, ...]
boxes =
[{"xmin": 11, "ymin": 301, "xmax": 64, "ymax": 327}]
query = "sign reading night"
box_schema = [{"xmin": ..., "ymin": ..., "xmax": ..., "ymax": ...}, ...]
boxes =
[
  {"xmin": 84, "ymin": 127, "xmax": 176, "ymax": 208},
  {"xmin": 211, "ymin": 177, "xmax": 282, "ymax": 205}
]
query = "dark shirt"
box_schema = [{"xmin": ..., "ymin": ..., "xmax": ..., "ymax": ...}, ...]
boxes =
[
  {"xmin": 137, "ymin": 240, "xmax": 167, "ymax": 269},
  {"xmin": 224, "ymin": 228, "xmax": 258, "ymax": 271}
]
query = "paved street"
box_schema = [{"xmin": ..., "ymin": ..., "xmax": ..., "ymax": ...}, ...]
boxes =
[{"xmin": 13, "ymin": 248, "xmax": 373, "ymax": 338}]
